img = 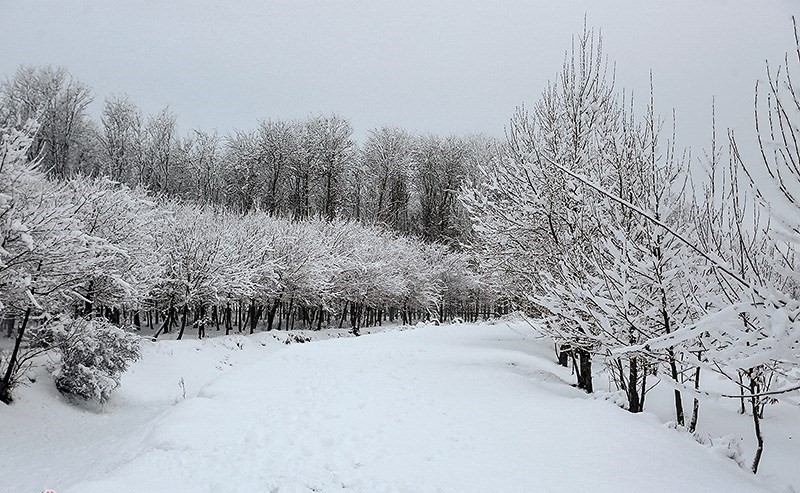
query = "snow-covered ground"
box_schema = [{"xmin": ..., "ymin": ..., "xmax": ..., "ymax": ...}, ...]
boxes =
[{"xmin": 2, "ymin": 321, "xmax": 796, "ymax": 492}]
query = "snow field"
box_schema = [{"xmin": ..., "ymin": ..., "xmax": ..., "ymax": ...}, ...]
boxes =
[{"xmin": 2, "ymin": 322, "xmax": 792, "ymax": 492}]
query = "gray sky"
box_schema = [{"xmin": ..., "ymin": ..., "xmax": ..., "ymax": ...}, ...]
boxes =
[{"xmin": 1, "ymin": 0, "xmax": 797, "ymax": 157}]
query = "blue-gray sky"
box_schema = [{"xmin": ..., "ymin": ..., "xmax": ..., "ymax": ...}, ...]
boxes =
[{"xmin": 1, "ymin": 0, "xmax": 797, "ymax": 156}]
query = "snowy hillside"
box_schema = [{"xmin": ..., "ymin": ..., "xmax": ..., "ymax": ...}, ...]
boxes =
[{"xmin": 3, "ymin": 322, "xmax": 793, "ymax": 493}]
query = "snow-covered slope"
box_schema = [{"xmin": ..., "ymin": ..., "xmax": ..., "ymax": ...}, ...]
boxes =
[{"xmin": 1, "ymin": 323, "xmax": 787, "ymax": 492}]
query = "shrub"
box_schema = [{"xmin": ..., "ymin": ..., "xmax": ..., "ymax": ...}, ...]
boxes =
[{"xmin": 45, "ymin": 318, "xmax": 140, "ymax": 403}]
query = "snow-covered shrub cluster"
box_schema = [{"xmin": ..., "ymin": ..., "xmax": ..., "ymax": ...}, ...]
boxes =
[
  {"xmin": 691, "ymin": 432, "xmax": 747, "ymax": 470},
  {"xmin": 36, "ymin": 318, "xmax": 141, "ymax": 403},
  {"xmin": 591, "ymin": 390, "xmax": 629, "ymax": 410},
  {"xmin": 462, "ymin": 23, "xmax": 800, "ymax": 473}
]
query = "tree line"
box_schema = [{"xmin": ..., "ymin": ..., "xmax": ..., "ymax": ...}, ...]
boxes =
[
  {"xmin": 0, "ymin": 66, "xmax": 497, "ymax": 247},
  {"xmin": 0, "ymin": 119, "xmax": 496, "ymax": 404},
  {"xmin": 462, "ymin": 22, "xmax": 800, "ymax": 474}
]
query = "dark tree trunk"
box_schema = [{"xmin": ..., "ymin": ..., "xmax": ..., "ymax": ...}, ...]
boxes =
[
  {"xmin": 749, "ymin": 373, "xmax": 764, "ymax": 474},
  {"xmin": 267, "ymin": 300, "xmax": 279, "ymax": 331},
  {"xmin": 248, "ymin": 300, "xmax": 262, "ymax": 334},
  {"xmin": 110, "ymin": 307, "xmax": 121, "ymax": 325},
  {"xmin": 668, "ymin": 349, "xmax": 685, "ymax": 426},
  {"xmin": 688, "ymin": 366, "xmax": 701, "ymax": 433},
  {"xmin": 212, "ymin": 305, "xmax": 220, "ymax": 331},
  {"xmin": 576, "ymin": 348, "xmax": 593, "ymax": 393},
  {"xmin": 639, "ymin": 360, "xmax": 647, "ymax": 411},
  {"xmin": 627, "ymin": 357, "xmax": 641, "ymax": 413},
  {"xmin": 339, "ymin": 302, "xmax": 348, "ymax": 329},
  {"xmin": 177, "ymin": 305, "xmax": 189, "ymax": 340},
  {"xmin": 153, "ymin": 306, "xmax": 173, "ymax": 339},
  {"xmin": 351, "ymin": 303, "xmax": 361, "ymax": 336},
  {"xmin": 0, "ymin": 306, "xmax": 32, "ymax": 404},
  {"xmin": 225, "ymin": 303, "xmax": 232, "ymax": 335},
  {"xmin": 557, "ymin": 344, "xmax": 570, "ymax": 367}
]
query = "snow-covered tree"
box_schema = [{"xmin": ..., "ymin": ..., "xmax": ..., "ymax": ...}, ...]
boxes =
[
  {"xmin": 66, "ymin": 176, "xmax": 167, "ymax": 320},
  {"xmin": 463, "ymin": 25, "xmax": 620, "ymax": 392},
  {"xmin": 0, "ymin": 123, "xmax": 121, "ymax": 403},
  {"xmin": 151, "ymin": 205, "xmax": 266, "ymax": 339},
  {"xmin": 97, "ymin": 94, "xmax": 143, "ymax": 184},
  {"xmin": 361, "ymin": 127, "xmax": 414, "ymax": 230},
  {"xmin": 0, "ymin": 66, "xmax": 95, "ymax": 177}
]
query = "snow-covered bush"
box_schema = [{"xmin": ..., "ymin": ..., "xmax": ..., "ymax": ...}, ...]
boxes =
[
  {"xmin": 46, "ymin": 318, "xmax": 140, "ymax": 403},
  {"xmin": 592, "ymin": 390, "xmax": 630, "ymax": 410},
  {"xmin": 692, "ymin": 432, "xmax": 747, "ymax": 470}
]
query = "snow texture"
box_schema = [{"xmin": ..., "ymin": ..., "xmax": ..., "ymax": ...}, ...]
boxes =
[{"xmin": 1, "ymin": 323, "xmax": 787, "ymax": 493}]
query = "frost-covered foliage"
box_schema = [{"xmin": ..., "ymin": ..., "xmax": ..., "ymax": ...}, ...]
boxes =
[
  {"xmin": 0, "ymin": 124, "xmax": 135, "ymax": 403},
  {"xmin": 463, "ymin": 25, "xmax": 621, "ymax": 394},
  {"xmin": 149, "ymin": 206, "xmax": 487, "ymax": 337},
  {"xmin": 40, "ymin": 318, "xmax": 140, "ymax": 403},
  {"xmin": 462, "ymin": 20, "xmax": 800, "ymax": 474},
  {"xmin": 66, "ymin": 176, "xmax": 167, "ymax": 310},
  {"xmin": 0, "ymin": 117, "xmax": 490, "ymax": 401}
]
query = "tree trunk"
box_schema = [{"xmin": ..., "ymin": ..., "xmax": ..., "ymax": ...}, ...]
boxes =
[
  {"xmin": 738, "ymin": 372, "xmax": 746, "ymax": 414},
  {"xmin": 627, "ymin": 356, "xmax": 641, "ymax": 413},
  {"xmin": 225, "ymin": 303, "xmax": 232, "ymax": 335},
  {"xmin": 576, "ymin": 348, "xmax": 593, "ymax": 393},
  {"xmin": 176, "ymin": 305, "xmax": 189, "ymax": 340},
  {"xmin": 557, "ymin": 344, "xmax": 570, "ymax": 367},
  {"xmin": 212, "ymin": 305, "xmax": 220, "ymax": 331},
  {"xmin": 688, "ymin": 366, "xmax": 701, "ymax": 433},
  {"xmin": 339, "ymin": 302, "xmax": 348, "ymax": 329},
  {"xmin": 267, "ymin": 300, "xmax": 279, "ymax": 331},
  {"xmin": 749, "ymin": 373, "xmax": 765, "ymax": 474},
  {"xmin": 639, "ymin": 360, "xmax": 647, "ymax": 411},
  {"xmin": 668, "ymin": 349, "xmax": 685, "ymax": 426},
  {"xmin": 248, "ymin": 300, "xmax": 262, "ymax": 334},
  {"xmin": 0, "ymin": 306, "xmax": 32, "ymax": 404},
  {"xmin": 153, "ymin": 305, "xmax": 173, "ymax": 339}
]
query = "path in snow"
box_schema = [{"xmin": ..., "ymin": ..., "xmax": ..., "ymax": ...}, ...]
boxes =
[{"xmin": 16, "ymin": 324, "xmax": 780, "ymax": 492}]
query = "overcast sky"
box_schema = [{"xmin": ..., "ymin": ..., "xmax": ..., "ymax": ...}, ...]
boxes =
[{"xmin": 1, "ymin": 0, "xmax": 797, "ymax": 157}]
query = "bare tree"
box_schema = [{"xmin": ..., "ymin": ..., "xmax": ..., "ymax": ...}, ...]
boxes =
[
  {"xmin": 0, "ymin": 65, "xmax": 94, "ymax": 176},
  {"xmin": 98, "ymin": 94, "xmax": 143, "ymax": 184}
]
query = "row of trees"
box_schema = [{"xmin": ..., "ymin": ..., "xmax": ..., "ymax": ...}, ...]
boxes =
[
  {"xmin": 0, "ymin": 123, "xmax": 493, "ymax": 403},
  {"xmin": 0, "ymin": 68, "xmax": 496, "ymax": 246},
  {"xmin": 463, "ymin": 24, "xmax": 800, "ymax": 474}
]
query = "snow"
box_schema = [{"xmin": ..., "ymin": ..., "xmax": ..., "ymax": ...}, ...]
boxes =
[{"xmin": 1, "ymin": 322, "xmax": 792, "ymax": 493}]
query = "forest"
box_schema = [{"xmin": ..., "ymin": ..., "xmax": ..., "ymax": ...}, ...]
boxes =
[
  {"xmin": 0, "ymin": 64, "xmax": 503, "ymax": 406},
  {"xmin": 2, "ymin": 17, "xmax": 800, "ymax": 481}
]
